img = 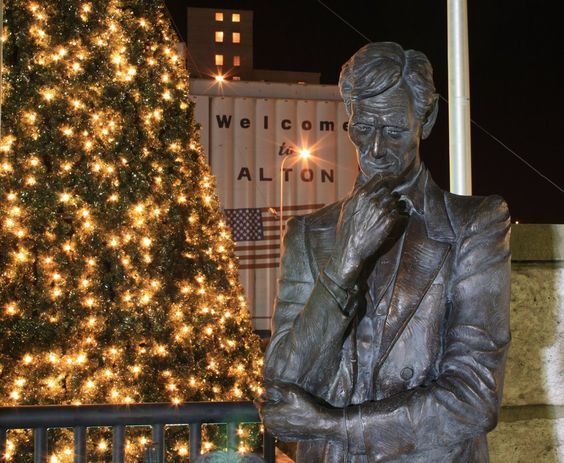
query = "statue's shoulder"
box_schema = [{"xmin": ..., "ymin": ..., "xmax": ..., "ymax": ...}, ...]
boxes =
[
  {"xmin": 283, "ymin": 201, "xmax": 341, "ymax": 246},
  {"xmin": 442, "ymin": 190, "xmax": 510, "ymax": 235}
]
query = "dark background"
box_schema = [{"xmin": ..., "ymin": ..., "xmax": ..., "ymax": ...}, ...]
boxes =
[{"xmin": 164, "ymin": 0, "xmax": 563, "ymax": 223}]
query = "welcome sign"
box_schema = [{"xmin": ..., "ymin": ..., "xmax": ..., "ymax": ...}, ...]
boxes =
[{"xmin": 193, "ymin": 94, "xmax": 357, "ymax": 331}]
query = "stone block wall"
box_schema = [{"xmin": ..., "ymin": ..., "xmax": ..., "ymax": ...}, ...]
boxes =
[{"xmin": 489, "ymin": 224, "xmax": 564, "ymax": 462}]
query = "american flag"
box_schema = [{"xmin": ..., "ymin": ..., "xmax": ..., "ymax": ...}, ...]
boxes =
[{"xmin": 224, "ymin": 204, "xmax": 324, "ymax": 270}]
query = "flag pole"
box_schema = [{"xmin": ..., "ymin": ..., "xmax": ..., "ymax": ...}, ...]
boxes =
[{"xmin": 447, "ymin": 0, "xmax": 472, "ymax": 195}]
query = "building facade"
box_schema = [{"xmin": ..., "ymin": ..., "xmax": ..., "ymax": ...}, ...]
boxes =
[
  {"xmin": 186, "ymin": 7, "xmax": 320, "ymax": 84},
  {"xmin": 190, "ymin": 78, "xmax": 357, "ymax": 332}
]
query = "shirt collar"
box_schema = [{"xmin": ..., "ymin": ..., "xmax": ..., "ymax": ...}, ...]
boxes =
[{"xmin": 393, "ymin": 164, "xmax": 426, "ymax": 215}]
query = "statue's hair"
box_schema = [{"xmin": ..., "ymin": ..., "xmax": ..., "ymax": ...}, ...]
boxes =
[{"xmin": 339, "ymin": 42, "xmax": 437, "ymax": 122}]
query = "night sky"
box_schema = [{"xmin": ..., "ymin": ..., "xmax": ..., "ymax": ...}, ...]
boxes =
[{"xmin": 164, "ymin": 0, "xmax": 563, "ymax": 224}]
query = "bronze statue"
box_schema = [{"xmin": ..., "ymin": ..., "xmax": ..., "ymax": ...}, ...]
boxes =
[{"xmin": 260, "ymin": 42, "xmax": 511, "ymax": 462}]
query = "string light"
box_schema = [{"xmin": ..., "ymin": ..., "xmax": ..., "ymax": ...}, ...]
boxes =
[{"xmin": 1, "ymin": 0, "xmax": 263, "ymax": 459}]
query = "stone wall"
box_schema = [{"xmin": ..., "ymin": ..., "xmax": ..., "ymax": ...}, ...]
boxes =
[{"xmin": 489, "ymin": 224, "xmax": 564, "ymax": 462}]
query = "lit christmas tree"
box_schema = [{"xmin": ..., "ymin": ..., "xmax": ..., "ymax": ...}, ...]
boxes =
[{"xmin": 0, "ymin": 0, "xmax": 263, "ymax": 460}]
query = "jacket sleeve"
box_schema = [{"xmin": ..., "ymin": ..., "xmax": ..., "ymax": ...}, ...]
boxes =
[
  {"xmin": 346, "ymin": 195, "xmax": 511, "ymax": 459},
  {"xmin": 263, "ymin": 216, "xmax": 358, "ymax": 397}
]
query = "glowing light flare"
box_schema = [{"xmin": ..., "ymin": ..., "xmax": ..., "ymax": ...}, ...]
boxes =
[
  {"xmin": 97, "ymin": 440, "xmax": 108, "ymax": 451},
  {"xmin": 0, "ymin": 163, "xmax": 13, "ymax": 175},
  {"xmin": 23, "ymin": 111, "xmax": 37, "ymax": 124},
  {"xmin": 52, "ymin": 288, "xmax": 63, "ymax": 299},
  {"xmin": 15, "ymin": 248, "xmax": 29, "ymax": 263},
  {"xmin": 41, "ymin": 89, "xmax": 56, "ymax": 102},
  {"xmin": 61, "ymin": 126, "xmax": 74, "ymax": 137},
  {"xmin": 59, "ymin": 192, "xmax": 72, "ymax": 203},
  {"xmin": 5, "ymin": 303, "xmax": 18, "ymax": 316},
  {"xmin": 299, "ymin": 148, "xmax": 311, "ymax": 159},
  {"xmin": 155, "ymin": 345, "xmax": 168, "ymax": 356},
  {"xmin": 71, "ymin": 99, "xmax": 83, "ymax": 110}
]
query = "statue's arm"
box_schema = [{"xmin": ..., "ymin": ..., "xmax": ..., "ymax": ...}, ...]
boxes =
[
  {"xmin": 346, "ymin": 196, "xmax": 511, "ymax": 459},
  {"xmin": 264, "ymin": 216, "xmax": 359, "ymax": 387}
]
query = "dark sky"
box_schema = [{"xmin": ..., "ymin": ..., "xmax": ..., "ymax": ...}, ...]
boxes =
[{"xmin": 164, "ymin": 0, "xmax": 563, "ymax": 224}]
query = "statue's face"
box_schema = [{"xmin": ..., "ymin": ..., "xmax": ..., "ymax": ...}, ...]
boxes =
[{"xmin": 348, "ymin": 84, "xmax": 422, "ymax": 184}]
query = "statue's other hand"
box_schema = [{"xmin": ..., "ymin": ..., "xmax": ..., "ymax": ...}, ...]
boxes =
[
  {"xmin": 329, "ymin": 174, "xmax": 402, "ymax": 286},
  {"xmin": 259, "ymin": 382, "xmax": 344, "ymax": 442}
]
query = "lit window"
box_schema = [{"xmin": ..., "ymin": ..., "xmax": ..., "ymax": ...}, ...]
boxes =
[
  {"xmin": 215, "ymin": 31, "xmax": 224, "ymax": 42},
  {"xmin": 215, "ymin": 54, "xmax": 224, "ymax": 66},
  {"xmin": 215, "ymin": 12, "xmax": 223, "ymax": 21},
  {"xmin": 233, "ymin": 55, "xmax": 240, "ymax": 67},
  {"xmin": 232, "ymin": 32, "xmax": 240, "ymax": 44},
  {"xmin": 233, "ymin": 76, "xmax": 241, "ymax": 81},
  {"xmin": 232, "ymin": 13, "xmax": 240, "ymax": 22}
]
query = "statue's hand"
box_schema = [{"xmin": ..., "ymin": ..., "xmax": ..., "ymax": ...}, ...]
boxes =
[
  {"xmin": 257, "ymin": 382, "xmax": 343, "ymax": 442},
  {"xmin": 328, "ymin": 174, "xmax": 402, "ymax": 287}
]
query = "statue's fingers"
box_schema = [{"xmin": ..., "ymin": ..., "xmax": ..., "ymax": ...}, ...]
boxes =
[
  {"xmin": 361, "ymin": 173, "xmax": 401, "ymax": 194},
  {"xmin": 264, "ymin": 381, "xmax": 284, "ymax": 395}
]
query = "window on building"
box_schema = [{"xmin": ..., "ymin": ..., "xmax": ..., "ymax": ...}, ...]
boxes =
[
  {"xmin": 215, "ymin": 31, "xmax": 224, "ymax": 43},
  {"xmin": 233, "ymin": 55, "xmax": 240, "ymax": 67},
  {"xmin": 232, "ymin": 32, "xmax": 240, "ymax": 44},
  {"xmin": 215, "ymin": 12, "xmax": 223, "ymax": 21},
  {"xmin": 233, "ymin": 76, "xmax": 241, "ymax": 81},
  {"xmin": 215, "ymin": 54, "xmax": 223, "ymax": 66},
  {"xmin": 232, "ymin": 13, "xmax": 240, "ymax": 22}
]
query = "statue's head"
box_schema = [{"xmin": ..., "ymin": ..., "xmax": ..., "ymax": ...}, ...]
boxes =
[{"xmin": 339, "ymin": 42, "xmax": 438, "ymax": 184}]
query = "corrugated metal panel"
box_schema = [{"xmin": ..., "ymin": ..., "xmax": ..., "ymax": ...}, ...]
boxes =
[
  {"xmin": 196, "ymin": 96, "xmax": 357, "ymax": 331},
  {"xmin": 190, "ymin": 78, "xmax": 342, "ymax": 100},
  {"xmin": 192, "ymin": 95, "xmax": 210, "ymax": 160}
]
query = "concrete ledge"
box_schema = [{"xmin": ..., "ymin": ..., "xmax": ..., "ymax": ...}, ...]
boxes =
[
  {"xmin": 511, "ymin": 224, "xmax": 564, "ymax": 261},
  {"xmin": 489, "ymin": 417, "xmax": 564, "ymax": 462},
  {"xmin": 500, "ymin": 405, "xmax": 564, "ymax": 422},
  {"xmin": 504, "ymin": 263, "xmax": 564, "ymax": 405}
]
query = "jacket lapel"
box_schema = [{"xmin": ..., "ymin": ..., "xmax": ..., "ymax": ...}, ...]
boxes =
[
  {"xmin": 377, "ymin": 216, "xmax": 451, "ymax": 366},
  {"xmin": 377, "ymin": 174, "xmax": 455, "ymax": 366},
  {"xmin": 304, "ymin": 171, "xmax": 456, "ymax": 373}
]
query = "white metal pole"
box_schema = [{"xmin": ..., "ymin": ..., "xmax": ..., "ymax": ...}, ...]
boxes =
[
  {"xmin": 279, "ymin": 155, "xmax": 291, "ymax": 247},
  {"xmin": 447, "ymin": 0, "xmax": 472, "ymax": 195}
]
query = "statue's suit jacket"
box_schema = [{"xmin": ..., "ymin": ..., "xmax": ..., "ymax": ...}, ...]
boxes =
[{"xmin": 264, "ymin": 170, "xmax": 511, "ymax": 462}]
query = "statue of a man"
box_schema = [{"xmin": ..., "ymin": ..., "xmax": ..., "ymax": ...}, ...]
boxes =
[{"xmin": 260, "ymin": 42, "xmax": 510, "ymax": 462}]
